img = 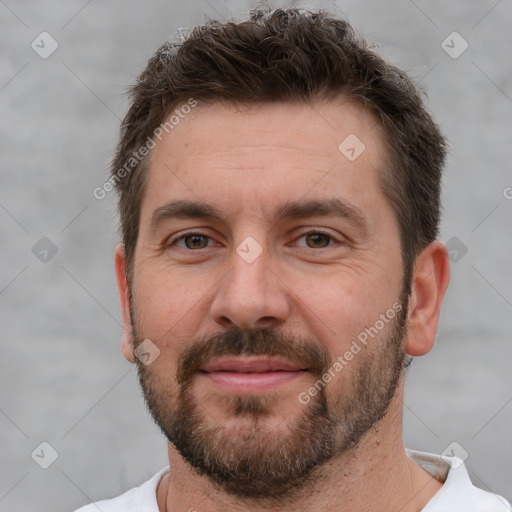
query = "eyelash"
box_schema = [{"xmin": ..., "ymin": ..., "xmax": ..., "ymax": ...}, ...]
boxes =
[{"xmin": 168, "ymin": 229, "xmax": 342, "ymax": 250}]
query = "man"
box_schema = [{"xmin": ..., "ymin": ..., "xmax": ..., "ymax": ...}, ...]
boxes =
[{"xmin": 77, "ymin": 7, "xmax": 510, "ymax": 512}]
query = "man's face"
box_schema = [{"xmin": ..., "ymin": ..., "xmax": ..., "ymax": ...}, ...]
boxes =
[{"xmin": 126, "ymin": 100, "xmax": 409, "ymax": 498}]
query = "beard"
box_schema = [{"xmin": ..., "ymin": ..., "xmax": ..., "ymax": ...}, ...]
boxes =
[{"xmin": 133, "ymin": 300, "xmax": 409, "ymax": 501}]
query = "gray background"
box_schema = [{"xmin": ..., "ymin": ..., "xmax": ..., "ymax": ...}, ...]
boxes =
[{"xmin": 1, "ymin": 0, "xmax": 511, "ymax": 510}]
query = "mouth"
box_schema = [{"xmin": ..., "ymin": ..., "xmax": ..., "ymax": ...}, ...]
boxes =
[{"xmin": 198, "ymin": 356, "xmax": 309, "ymax": 392}]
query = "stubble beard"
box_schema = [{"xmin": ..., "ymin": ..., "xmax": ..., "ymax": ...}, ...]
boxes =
[{"xmin": 135, "ymin": 303, "xmax": 408, "ymax": 500}]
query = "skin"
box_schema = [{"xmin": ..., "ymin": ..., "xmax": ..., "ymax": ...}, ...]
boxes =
[{"xmin": 115, "ymin": 99, "xmax": 450, "ymax": 512}]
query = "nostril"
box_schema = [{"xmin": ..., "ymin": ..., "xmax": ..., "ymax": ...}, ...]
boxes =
[{"xmin": 218, "ymin": 316, "xmax": 234, "ymax": 327}]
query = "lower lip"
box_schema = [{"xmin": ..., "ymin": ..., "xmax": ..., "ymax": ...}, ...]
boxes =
[{"xmin": 199, "ymin": 370, "xmax": 307, "ymax": 393}]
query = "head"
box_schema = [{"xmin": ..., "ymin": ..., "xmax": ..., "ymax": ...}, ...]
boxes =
[{"xmin": 112, "ymin": 7, "xmax": 450, "ymax": 501}]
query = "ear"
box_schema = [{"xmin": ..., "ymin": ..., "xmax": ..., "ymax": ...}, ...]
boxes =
[
  {"xmin": 114, "ymin": 243, "xmax": 136, "ymax": 363},
  {"xmin": 405, "ymin": 241, "xmax": 450, "ymax": 357}
]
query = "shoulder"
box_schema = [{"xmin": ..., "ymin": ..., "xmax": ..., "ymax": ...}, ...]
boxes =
[
  {"xmin": 73, "ymin": 467, "xmax": 169, "ymax": 512},
  {"xmin": 406, "ymin": 449, "xmax": 511, "ymax": 511}
]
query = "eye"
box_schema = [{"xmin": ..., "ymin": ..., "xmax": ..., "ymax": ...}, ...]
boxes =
[
  {"xmin": 294, "ymin": 230, "xmax": 340, "ymax": 249},
  {"xmin": 170, "ymin": 232, "xmax": 213, "ymax": 250}
]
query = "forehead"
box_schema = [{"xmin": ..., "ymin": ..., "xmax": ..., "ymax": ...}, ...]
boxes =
[
  {"xmin": 155, "ymin": 99, "xmax": 383, "ymax": 161},
  {"xmin": 141, "ymin": 100, "xmax": 389, "ymax": 226}
]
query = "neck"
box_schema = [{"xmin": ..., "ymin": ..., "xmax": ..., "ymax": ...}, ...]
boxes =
[{"xmin": 157, "ymin": 386, "xmax": 442, "ymax": 512}]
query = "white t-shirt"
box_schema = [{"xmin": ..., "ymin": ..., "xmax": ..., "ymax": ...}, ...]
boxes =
[{"xmin": 74, "ymin": 450, "xmax": 511, "ymax": 511}]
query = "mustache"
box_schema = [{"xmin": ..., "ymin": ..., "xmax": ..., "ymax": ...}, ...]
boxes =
[{"xmin": 175, "ymin": 327, "xmax": 331, "ymax": 385}]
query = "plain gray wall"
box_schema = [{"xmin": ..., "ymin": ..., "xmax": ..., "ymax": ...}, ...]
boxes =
[{"xmin": 1, "ymin": 1, "xmax": 511, "ymax": 510}]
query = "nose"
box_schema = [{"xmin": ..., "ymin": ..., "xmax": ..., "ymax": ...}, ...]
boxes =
[{"xmin": 210, "ymin": 241, "xmax": 290, "ymax": 330}]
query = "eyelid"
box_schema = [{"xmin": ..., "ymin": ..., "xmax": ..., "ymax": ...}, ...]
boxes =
[
  {"xmin": 166, "ymin": 227, "xmax": 346, "ymax": 249},
  {"xmin": 167, "ymin": 229, "xmax": 217, "ymax": 248},
  {"xmin": 292, "ymin": 228, "xmax": 345, "ymax": 247}
]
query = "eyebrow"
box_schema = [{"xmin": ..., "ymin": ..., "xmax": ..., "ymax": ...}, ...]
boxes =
[{"xmin": 149, "ymin": 198, "xmax": 369, "ymax": 233}]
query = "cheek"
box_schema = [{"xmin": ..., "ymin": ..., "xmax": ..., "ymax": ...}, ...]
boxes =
[
  {"xmin": 130, "ymin": 266, "xmax": 198, "ymax": 365},
  {"xmin": 132, "ymin": 261, "xmax": 201, "ymax": 330},
  {"xmin": 293, "ymin": 265, "xmax": 397, "ymax": 346}
]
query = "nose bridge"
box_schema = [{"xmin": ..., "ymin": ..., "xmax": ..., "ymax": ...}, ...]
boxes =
[
  {"xmin": 211, "ymin": 234, "xmax": 288, "ymax": 329},
  {"xmin": 237, "ymin": 233, "xmax": 271, "ymax": 286}
]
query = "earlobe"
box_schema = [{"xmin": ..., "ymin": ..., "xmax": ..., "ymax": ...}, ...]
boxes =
[
  {"xmin": 405, "ymin": 241, "xmax": 451, "ymax": 357},
  {"xmin": 121, "ymin": 326, "xmax": 135, "ymax": 363},
  {"xmin": 114, "ymin": 243, "xmax": 136, "ymax": 363}
]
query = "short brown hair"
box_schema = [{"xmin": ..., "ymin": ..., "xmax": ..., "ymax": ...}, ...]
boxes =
[{"xmin": 111, "ymin": 7, "xmax": 447, "ymax": 289}]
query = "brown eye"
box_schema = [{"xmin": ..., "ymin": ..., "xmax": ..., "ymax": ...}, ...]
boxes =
[
  {"xmin": 304, "ymin": 232, "xmax": 332, "ymax": 248},
  {"xmin": 173, "ymin": 233, "xmax": 211, "ymax": 249},
  {"xmin": 184, "ymin": 234, "xmax": 209, "ymax": 249}
]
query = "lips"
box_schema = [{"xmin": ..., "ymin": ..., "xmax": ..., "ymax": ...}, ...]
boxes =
[
  {"xmin": 201, "ymin": 356, "xmax": 306, "ymax": 373},
  {"xmin": 199, "ymin": 357, "xmax": 308, "ymax": 393}
]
